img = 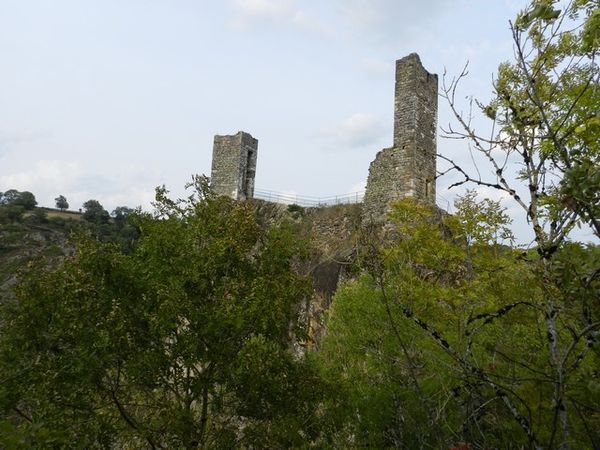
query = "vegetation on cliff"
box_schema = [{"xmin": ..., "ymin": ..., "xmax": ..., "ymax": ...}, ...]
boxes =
[
  {"xmin": 318, "ymin": 197, "xmax": 599, "ymax": 448},
  {"xmin": 0, "ymin": 0, "xmax": 598, "ymax": 448},
  {"xmin": 0, "ymin": 177, "xmax": 338, "ymax": 448},
  {"xmin": 317, "ymin": 1, "xmax": 600, "ymax": 447}
]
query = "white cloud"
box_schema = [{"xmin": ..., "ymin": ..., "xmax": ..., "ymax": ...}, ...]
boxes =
[
  {"xmin": 0, "ymin": 160, "xmax": 84, "ymax": 192},
  {"xmin": 226, "ymin": 0, "xmax": 447, "ymax": 42},
  {"xmin": 360, "ymin": 57, "xmax": 393, "ymax": 77},
  {"xmin": 229, "ymin": 0, "xmax": 296, "ymax": 27},
  {"xmin": 337, "ymin": 0, "xmax": 383, "ymax": 29},
  {"xmin": 0, "ymin": 160, "xmax": 159, "ymax": 212},
  {"xmin": 335, "ymin": 0, "xmax": 447, "ymax": 41},
  {"xmin": 227, "ymin": 0, "xmax": 330, "ymax": 36},
  {"xmin": 319, "ymin": 113, "xmax": 388, "ymax": 150}
]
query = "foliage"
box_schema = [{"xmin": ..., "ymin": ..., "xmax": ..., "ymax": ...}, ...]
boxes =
[
  {"xmin": 0, "ymin": 189, "xmax": 37, "ymax": 210},
  {"xmin": 430, "ymin": 1, "xmax": 600, "ymax": 447},
  {"xmin": 112, "ymin": 206, "xmax": 135, "ymax": 229},
  {"xmin": 453, "ymin": 190, "xmax": 514, "ymax": 245},
  {"xmin": 0, "ymin": 190, "xmax": 21, "ymax": 206},
  {"xmin": 54, "ymin": 195, "xmax": 69, "ymax": 211},
  {"xmin": 0, "ymin": 2, "xmax": 597, "ymax": 448},
  {"xmin": 0, "ymin": 190, "xmax": 37, "ymax": 223},
  {"xmin": 319, "ymin": 197, "xmax": 600, "ymax": 449},
  {"xmin": 82, "ymin": 199, "xmax": 110, "ymax": 225},
  {"xmin": 442, "ymin": 0, "xmax": 599, "ymax": 245},
  {"xmin": 0, "ymin": 205, "xmax": 25, "ymax": 223},
  {"xmin": 318, "ymin": 276, "xmax": 433, "ymax": 449},
  {"xmin": 26, "ymin": 208, "xmax": 48, "ymax": 224},
  {"xmin": 11, "ymin": 191, "xmax": 37, "ymax": 210},
  {"xmin": 287, "ymin": 203, "xmax": 305, "ymax": 219},
  {"xmin": 0, "ymin": 176, "xmax": 334, "ymax": 448}
]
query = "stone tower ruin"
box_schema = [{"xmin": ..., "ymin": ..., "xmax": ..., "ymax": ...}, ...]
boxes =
[
  {"xmin": 210, "ymin": 131, "xmax": 258, "ymax": 200},
  {"xmin": 362, "ymin": 53, "xmax": 438, "ymax": 222}
]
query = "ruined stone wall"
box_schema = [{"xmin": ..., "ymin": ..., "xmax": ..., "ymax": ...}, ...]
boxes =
[
  {"xmin": 363, "ymin": 53, "xmax": 438, "ymax": 223},
  {"xmin": 210, "ymin": 131, "xmax": 258, "ymax": 200},
  {"xmin": 394, "ymin": 53, "xmax": 438, "ymax": 153},
  {"xmin": 240, "ymin": 132, "xmax": 257, "ymax": 199}
]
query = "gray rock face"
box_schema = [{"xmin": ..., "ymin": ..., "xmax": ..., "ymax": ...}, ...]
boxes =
[
  {"xmin": 363, "ymin": 53, "xmax": 438, "ymax": 223},
  {"xmin": 210, "ymin": 131, "xmax": 258, "ymax": 200}
]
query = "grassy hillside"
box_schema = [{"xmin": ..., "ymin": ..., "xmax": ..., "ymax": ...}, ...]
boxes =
[{"xmin": 40, "ymin": 207, "xmax": 83, "ymax": 221}]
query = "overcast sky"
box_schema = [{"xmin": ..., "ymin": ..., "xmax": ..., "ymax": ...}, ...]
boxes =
[{"xmin": 5, "ymin": 0, "xmax": 580, "ymax": 243}]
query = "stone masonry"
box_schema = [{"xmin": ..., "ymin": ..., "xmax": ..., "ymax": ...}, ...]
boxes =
[
  {"xmin": 362, "ymin": 53, "xmax": 438, "ymax": 223},
  {"xmin": 210, "ymin": 131, "xmax": 258, "ymax": 200}
]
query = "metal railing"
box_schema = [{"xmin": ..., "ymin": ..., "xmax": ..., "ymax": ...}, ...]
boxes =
[
  {"xmin": 253, "ymin": 189, "xmax": 365, "ymax": 207},
  {"xmin": 436, "ymin": 193, "xmax": 453, "ymax": 212},
  {"xmin": 254, "ymin": 188, "xmax": 454, "ymax": 212}
]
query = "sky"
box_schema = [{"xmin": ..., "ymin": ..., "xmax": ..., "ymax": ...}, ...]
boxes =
[{"xmin": 4, "ymin": 0, "xmax": 585, "ymax": 244}]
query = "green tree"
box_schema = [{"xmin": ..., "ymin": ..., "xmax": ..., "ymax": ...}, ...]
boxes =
[
  {"xmin": 435, "ymin": 1, "xmax": 600, "ymax": 447},
  {"xmin": 0, "ymin": 189, "xmax": 20, "ymax": 205},
  {"xmin": 54, "ymin": 195, "xmax": 69, "ymax": 211},
  {"xmin": 111, "ymin": 206, "xmax": 134, "ymax": 229},
  {"xmin": 0, "ymin": 190, "xmax": 36, "ymax": 210},
  {"xmin": 82, "ymin": 199, "xmax": 109, "ymax": 225},
  {"xmin": 441, "ymin": 0, "xmax": 599, "ymax": 243},
  {"xmin": 320, "ymin": 197, "xmax": 599, "ymax": 448},
  {"xmin": 0, "ymin": 189, "xmax": 33, "ymax": 223},
  {"xmin": 319, "ymin": 197, "xmax": 531, "ymax": 448},
  {"xmin": 0, "ymin": 176, "xmax": 334, "ymax": 448},
  {"xmin": 13, "ymin": 191, "xmax": 37, "ymax": 210}
]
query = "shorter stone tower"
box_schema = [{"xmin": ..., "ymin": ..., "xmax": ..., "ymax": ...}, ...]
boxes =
[
  {"xmin": 363, "ymin": 53, "xmax": 438, "ymax": 222},
  {"xmin": 210, "ymin": 131, "xmax": 258, "ymax": 200}
]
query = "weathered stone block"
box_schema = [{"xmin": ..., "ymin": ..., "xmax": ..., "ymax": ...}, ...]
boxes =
[
  {"xmin": 210, "ymin": 131, "xmax": 258, "ymax": 200},
  {"xmin": 363, "ymin": 53, "xmax": 437, "ymax": 223}
]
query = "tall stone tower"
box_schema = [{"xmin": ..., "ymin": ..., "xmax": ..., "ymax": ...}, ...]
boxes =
[
  {"xmin": 210, "ymin": 131, "xmax": 258, "ymax": 200},
  {"xmin": 362, "ymin": 53, "xmax": 438, "ymax": 222}
]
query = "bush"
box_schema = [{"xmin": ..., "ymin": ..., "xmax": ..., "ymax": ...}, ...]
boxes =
[
  {"xmin": 0, "ymin": 205, "xmax": 25, "ymax": 223},
  {"xmin": 28, "ymin": 209, "xmax": 48, "ymax": 224},
  {"xmin": 287, "ymin": 203, "xmax": 305, "ymax": 218}
]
